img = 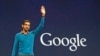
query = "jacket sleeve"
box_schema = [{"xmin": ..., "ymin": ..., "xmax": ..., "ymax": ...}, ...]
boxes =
[
  {"xmin": 31, "ymin": 17, "xmax": 45, "ymax": 35},
  {"xmin": 11, "ymin": 34, "xmax": 19, "ymax": 56}
]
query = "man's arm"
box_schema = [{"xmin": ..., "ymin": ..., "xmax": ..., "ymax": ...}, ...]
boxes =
[
  {"xmin": 32, "ymin": 17, "xmax": 45, "ymax": 34},
  {"xmin": 11, "ymin": 34, "xmax": 19, "ymax": 56},
  {"xmin": 31, "ymin": 5, "xmax": 46, "ymax": 34}
]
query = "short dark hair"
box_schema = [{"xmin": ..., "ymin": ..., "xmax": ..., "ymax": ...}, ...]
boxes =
[{"xmin": 22, "ymin": 20, "xmax": 30, "ymax": 25}]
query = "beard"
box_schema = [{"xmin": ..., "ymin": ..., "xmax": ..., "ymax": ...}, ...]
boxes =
[{"xmin": 23, "ymin": 27, "xmax": 30, "ymax": 32}]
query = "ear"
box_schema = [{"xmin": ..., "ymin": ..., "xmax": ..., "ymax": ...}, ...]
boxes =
[{"xmin": 22, "ymin": 24, "xmax": 23, "ymax": 28}]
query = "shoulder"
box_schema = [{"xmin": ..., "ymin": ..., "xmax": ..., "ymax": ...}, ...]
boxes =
[
  {"xmin": 29, "ymin": 31, "xmax": 34, "ymax": 34},
  {"xmin": 15, "ymin": 32, "xmax": 21, "ymax": 37}
]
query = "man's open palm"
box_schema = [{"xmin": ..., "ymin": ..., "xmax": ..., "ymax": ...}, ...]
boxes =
[{"xmin": 41, "ymin": 5, "xmax": 46, "ymax": 16}]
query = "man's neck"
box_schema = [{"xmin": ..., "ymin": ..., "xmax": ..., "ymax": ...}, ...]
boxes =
[{"xmin": 21, "ymin": 30, "xmax": 29, "ymax": 35}]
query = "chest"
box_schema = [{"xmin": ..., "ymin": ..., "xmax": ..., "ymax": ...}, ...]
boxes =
[{"xmin": 18, "ymin": 33, "xmax": 35, "ymax": 42}]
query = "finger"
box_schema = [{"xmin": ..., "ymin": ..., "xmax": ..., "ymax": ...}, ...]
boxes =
[{"xmin": 41, "ymin": 5, "xmax": 45, "ymax": 9}]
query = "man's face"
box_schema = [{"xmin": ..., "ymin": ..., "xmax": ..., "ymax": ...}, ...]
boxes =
[{"xmin": 22, "ymin": 22, "xmax": 30, "ymax": 31}]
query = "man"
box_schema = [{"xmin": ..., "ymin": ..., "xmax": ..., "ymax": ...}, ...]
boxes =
[{"xmin": 11, "ymin": 5, "xmax": 46, "ymax": 56}]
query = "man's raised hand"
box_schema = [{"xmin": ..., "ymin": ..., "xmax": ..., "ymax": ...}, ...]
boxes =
[{"xmin": 40, "ymin": 5, "xmax": 46, "ymax": 17}]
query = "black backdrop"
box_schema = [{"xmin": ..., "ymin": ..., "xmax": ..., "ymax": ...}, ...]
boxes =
[{"xmin": 0, "ymin": 0, "xmax": 100, "ymax": 56}]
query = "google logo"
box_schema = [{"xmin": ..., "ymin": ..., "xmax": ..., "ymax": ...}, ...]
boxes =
[{"xmin": 40, "ymin": 33, "xmax": 87, "ymax": 51}]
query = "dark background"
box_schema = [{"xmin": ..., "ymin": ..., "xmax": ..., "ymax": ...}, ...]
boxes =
[{"xmin": 0, "ymin": 0, "xmax": 100, "ymax": 56}]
